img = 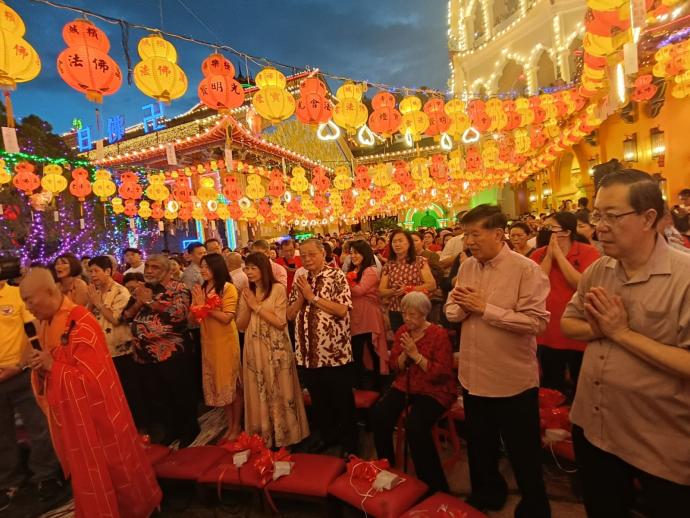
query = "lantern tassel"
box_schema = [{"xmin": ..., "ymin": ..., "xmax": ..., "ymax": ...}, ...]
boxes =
[
  {"xmin": 4, "ymin": 91, "xmax": 14, "ymax": 128},
  {"xmin": 94, "ymin": 107, "xmax": 101, "ymax": 134}
]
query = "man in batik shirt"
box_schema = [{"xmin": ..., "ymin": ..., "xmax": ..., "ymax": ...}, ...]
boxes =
[{"xmin": 125, "ymin": 254, "xmax": 199, "ymax": 446}]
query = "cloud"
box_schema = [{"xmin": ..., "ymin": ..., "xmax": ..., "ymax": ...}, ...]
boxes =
[{"xmin": 18, "ymin": 0, "xmax": 450, "ymax": 132}]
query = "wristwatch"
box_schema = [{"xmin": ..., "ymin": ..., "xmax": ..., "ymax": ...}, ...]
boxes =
[{"xmin": 310, "ymin": 295, "xmax": 321, "ymax": 305}]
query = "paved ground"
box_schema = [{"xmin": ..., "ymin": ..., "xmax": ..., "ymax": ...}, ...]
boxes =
[{"xmin": 31, "ymin": 408, "xmax": 586, "ymax": 518}]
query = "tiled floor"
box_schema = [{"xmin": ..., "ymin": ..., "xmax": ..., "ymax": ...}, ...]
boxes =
[{"xmin": 39, "ymin": 407, "xmax": 587, "ymax": 517}]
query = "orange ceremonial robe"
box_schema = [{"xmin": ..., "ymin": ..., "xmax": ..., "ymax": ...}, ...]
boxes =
[{"xmin": 33, "ymin": 298, "xmax": 161, "ymax": 518}]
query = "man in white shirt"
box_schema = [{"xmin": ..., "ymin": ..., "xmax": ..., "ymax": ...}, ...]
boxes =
[
  {"xmin": 251, "ymin": 240, "xmax": 287, "ymax": 287},
  {"xmin": 123, "ymin": 248, "xmax": 145, "ymax": 276},
  {"xmin": 439, "ymin": 214, "xmax": 467, "ymax": 271},
  {"xmin": 225, "ymin": 252, "xmax": 248, "ymax": 293}
]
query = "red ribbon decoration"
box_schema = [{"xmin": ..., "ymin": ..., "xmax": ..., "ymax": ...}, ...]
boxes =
[
  {"xmin": 219, "ymin": 431, "xmax": 266, "ymax": 454},
  {"xmin": 253, "ymin": 447, "xmax": 292, "ymax": 487},
  {"xmin": 190, "ymin": 293, "xmax": 222, "ymax": 321},
  {"xmin": 345, "ymin": 455, "xmax": 390, "ymax": 494}
]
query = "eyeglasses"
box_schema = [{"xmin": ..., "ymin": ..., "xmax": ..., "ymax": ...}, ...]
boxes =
[
  {"xmin": 590, "ymin": 210, "xmax": 638, "ymax": 226},
  {"xmin": 542, "ymin": 224, "xmax": 564, "ymax": 232}
]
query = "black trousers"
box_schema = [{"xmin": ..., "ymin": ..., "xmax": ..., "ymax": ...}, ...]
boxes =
[
  {"xmin": 538, "ymin": 345, "xmax": 583, "ymax": 398},
  {"xmin": 389, "ymin": 311, "xmax": 404, "ymax": 333},
  {"xmin": 463, "ymin": 387, "xmax": 551, "ymax": 518},
  {"xmin": 136, "ymin": 353, "xmax": 200, "ymax": 446},
  {"xmin": 572, "ymin": 425, "xmax": 690, "ymax": 518},
  {"xmin": 112, "ymin": 354, "xmax": 145, "ymax": 430},
  {"xmin": 300, "ymin": 364, "xmax": 357, "ymax": 452},
  {"xmin": 372, "ymin": 387, "xmax": 449, "ymax": 493},
  {"xmin": 0, "ymin": 372, "xmax": 60, "ymax": 487},
  {"xmin": 351, "ymin": 333, "xmax": 380, "ymax": 390}
]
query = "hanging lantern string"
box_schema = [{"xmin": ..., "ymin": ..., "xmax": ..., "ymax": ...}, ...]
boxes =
[{"xmin": 28, "ymin": 0, "xmax": 451, "ymax": 96}]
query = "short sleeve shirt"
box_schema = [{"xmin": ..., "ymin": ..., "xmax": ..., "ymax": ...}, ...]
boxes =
[
  {"xmin": 0, "ymin": 284, "xmax": 34, "ymax": 368},
  {"xmin": 130, "ymin": 279, "xmax": 190, "ymax": 364},
  {"xmin": 531, "ymin": 241, "xmax": 600, "ymax": 351},
  {"xmin": 91, "ymin": 282, "xmax": 133, "ymax": 358},
  {"xmin": 382, "ymin": 256, "xmax": 427, "ymax": 312},
  {"xmin": 564, "ymin": 237, "xmax": 690, "ymax": 485},
  {"xmin": 288, "ymin": 266, "xmax": 353, "ymax": 368}
]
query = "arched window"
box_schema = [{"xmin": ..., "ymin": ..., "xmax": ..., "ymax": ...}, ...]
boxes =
[
  {"xmin": 493, "ymin": 0, "xmax": 519, "ymax": 27},
  {"xmin": 471, "ymin": 1, "xmax": 485, "ymax": 45},
  {"xmin": 536, "ymin": 52, "xmax": 557, "ymax": 89},
  {"xmin": 497, "ymin": 60, "xmax": 527, "ymax": 95}
]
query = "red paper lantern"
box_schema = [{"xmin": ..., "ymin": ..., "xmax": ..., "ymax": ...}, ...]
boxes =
[
  {"xmin": 69, "ymin": 167, "xmax": 92, "ymax": 201},
  {"xmin": 631, "ymin": 74, "xmax": 658, "ymax": 102},
  {"xmin": 311, "ymin": 167, "xmax": 331, "ymax": 191},
  {"xmin": 172, "ymin": 177, "xmax": 193, "ymax": 201},
  {"xmin": 57, "ymin": 20, "xmax": 122, "ymax": 103},
  {"xmin": 222, "ymin": 176, "xmax": 242, "ymax": 201},
  {"xmin": 267, "ymin": 170, "xmax": 285, "ymax": 197},
  {"xmin": 423, "ymin": 98, "xmax": 451, "ymax": 136},
  {"xmin": 465, "ymin": 147, "xmax": 482, "ymax": 171},
  {"xmin": 118, "ymin": 172, "xmax": 142, "ymax": 200},
  {"xmin": 354, "ymin": 165, "xmax": 370, "ymax": 190},
  {"xmin": 295, "ymin": 77, "xmax": 332, "ymax": 125},
  {"xmin": 198, "ymin": 53, "xmax": 245, "ymax": 112},
  {"xmin": 12, "ymin": 161, "xmax": 40, "ymax": 195},
  {"xmin": 124, "ymin": 200, "xmax": 138, "ymax": 217},
  {"xmin": 368, "ymin": 91, "xmax": 402, "ymax": 137},
  {"xmin": 228, "ymin": 203, "xmax": 242, "ymax": 220}
]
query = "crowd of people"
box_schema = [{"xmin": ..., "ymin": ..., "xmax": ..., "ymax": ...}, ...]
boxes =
[{"xmin": 1, "ymin": 168, "xmax": 690, "ymax": 517}]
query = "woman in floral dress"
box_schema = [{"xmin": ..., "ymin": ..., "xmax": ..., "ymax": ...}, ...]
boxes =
[{"xmin": 236, "ymin": 253, "xmax": 309, "ymax": 447}]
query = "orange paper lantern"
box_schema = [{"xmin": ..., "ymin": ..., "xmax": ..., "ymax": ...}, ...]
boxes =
[{"xmin": 56, "ymin": 20, "xmax": 122, "ymax": 103}]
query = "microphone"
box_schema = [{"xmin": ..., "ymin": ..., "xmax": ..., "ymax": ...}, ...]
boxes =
[{"xmin": 24, "ymin": 322, "xmax": 42, "ymax": 351}]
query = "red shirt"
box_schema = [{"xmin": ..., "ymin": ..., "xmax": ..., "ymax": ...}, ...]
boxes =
[
  {"xmin": 389, "ymin": 324, "xmax": 456, "ymax": 408},
  {"xmin": 531, "ymin": 241, "xmax": 600, "ymax": 351},
  {"xmin": 276, "ymin": 255, "xmax": 302, "ymax": 293},
  {"xmin": 427, "ymin": 243, "xmax": 442, "ymax": 252}
]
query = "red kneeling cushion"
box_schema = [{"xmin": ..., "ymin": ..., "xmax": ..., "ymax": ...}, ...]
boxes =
[
  {"xmin": 196, "ymin": 452, "xmax": 263, "ymax": 488},
  {"xmin": 266, "ymin": 453, "xmax": 345, "ymax": 498},
  {"xmin": 328, "ymin": 468, "xmax": 427, "ymax": 518},
  {"xmin": 153, "ymin": 446, "xmax": 227, "ymax": 480},
  {"xmin": 550, "ymin": 440, "xmax": 575, "ymax": 462},
  {"xmin": 143, "ymin": 443, "xmax": 171, "ymax": 466},
  {"xmin": 354, "ymin": 390, "xmax": 380, "ymax": 409},
  {"xmin": 401, "ymin": 492, "xmax": 489, "ymax": 517}
]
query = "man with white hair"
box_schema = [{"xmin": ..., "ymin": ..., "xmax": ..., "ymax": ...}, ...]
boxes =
[
  {"xmin": 287, "ymin": 239, "xmax": 356, "ymax": 455},
  {"xmin": 124, "ymin": 254, "xmax": 199, "ymax": 446},
  {"xmin": 20, "ymin": 267, "xmax": 161, "ymax": 517}
]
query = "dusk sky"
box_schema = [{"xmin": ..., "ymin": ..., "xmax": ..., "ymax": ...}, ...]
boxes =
[{"xmin": 16, "ymin": 0, "xmax": 449, "ymax": 134}]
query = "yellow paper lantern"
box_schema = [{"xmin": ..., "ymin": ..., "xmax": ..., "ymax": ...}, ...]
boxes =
[
  {"xmin": 91, "ymin": 169, "xmax": 116, "ymax": 201},
  {"xmin": 138, "ymin": 200, "xmax": 152, "ymax": 219},
  {"xmin": 196, "ymin": 177, "xmax": 217, "ymax": 203},
  {"xmin": 145, "ymin": 172, "xmax": 170, "ymax": 201},
  {"xmin": 290, "ymin": 167, "xmax": 309, "ymax": 192},
  {"xmin": 0, "ymin": 1, "xmax": 41, "ymax": 90},
  {"xmin": 40, "ymin": 163, "xmax": 67, "ymax": 194},
  {"xmin": 400, "ymin": 96, "xmax": 429, "ymax": 142},
  {"xmin": 111, "ymin": 197, "xmax": 125, "ymax": 214},
  {"xmin": 0, "ymin": 158, "xmax": 10, "ymax": 185},
  {"xmin": 255, "ymin": 67, "xmax": 287, "ymax": 89},
  {"xmin": 332, "ymin": 82, "xmax": 368, "ymax": 134},
  {"xmin": 252, "ymin": 86, "xmax": 295, "ymax": 123},
  {"xmin": 133, "ymin": 34, "xmax": 187, "ymax": 103},
  {"xmin": 245, "ymin": 174, "xmax": 265, "ymax": 200}
]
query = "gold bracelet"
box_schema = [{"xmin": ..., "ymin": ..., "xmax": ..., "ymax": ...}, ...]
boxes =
[{"xmin": 415, "ymin": 355, "xmax": 424, "ymax": 365}]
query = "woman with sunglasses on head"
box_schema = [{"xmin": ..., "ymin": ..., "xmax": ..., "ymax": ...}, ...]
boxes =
[
  {"xmin": 530, "ymin": 212, "xmax": 600, "ymax": 399},
  {"xmin": 51, "ymin": 253, "xmax": 89, "ymax": 307}
]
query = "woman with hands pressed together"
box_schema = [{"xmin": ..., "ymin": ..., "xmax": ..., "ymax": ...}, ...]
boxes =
[
  {"xmin": 530, "ymin": 212, "xmax": 600, "ymax": 397},
  {"xmin": 372, "ymin": 292, "xmax": 455, "ymax": 493},
  {"xmin": 379, "ymin": 229, "xmax": 436, "ymax": 332},
  {"xmin": 236, "ymin": 253, "xmax": 309, "ymax": 448},
  {"xmin": 190, "ymin": 253, "xmax": 242, "ymax": 442}
]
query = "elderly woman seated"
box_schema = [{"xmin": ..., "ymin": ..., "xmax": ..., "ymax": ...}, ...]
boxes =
[{"xmin": 372, "ymin": 291, "xmax": 456, "ymax": 492}]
